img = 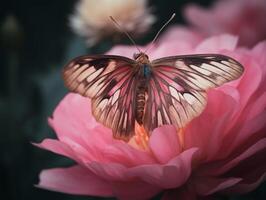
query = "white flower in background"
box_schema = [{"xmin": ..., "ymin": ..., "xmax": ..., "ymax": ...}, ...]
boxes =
[{"xmin": 70, "ymin": 0, "xmax": 156, "ymax": 47}]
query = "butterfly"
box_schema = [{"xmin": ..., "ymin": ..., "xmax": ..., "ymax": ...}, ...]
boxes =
[{"xmin": 63, "ymin": 52, "xmax": 244, "ymax": 141}]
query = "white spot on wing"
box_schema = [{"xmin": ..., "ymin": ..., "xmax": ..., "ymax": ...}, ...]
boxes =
[
  {"xmin": 190, "ymin": 64, "xmax": 212, "ymax": 76},
  {"xmin": 102, "ymin": 60, "xmax": 117, "ymax": 75},
  {"xmin": 67, "ymin": 64, "xmax": 87, "ymax": 82},
  {"xmin": 77, "ymin": 64, "xmax": 93, "ymax": 82},
  {"xmin": 98, "ymin": 99, "xmax": 108, "ymax": 110},
  {"xmin": 123, "ymin": 113, "xmax": 128, "ymax": 130},
  {"xmin": 162, "ymin": 107, "xmax": 171, "ymax": 124},
  {"xmin": 86, "ymin": 68, "xmax": 104, "ymax": 82},
  {"xmin": 175, "ymin": 60, "xmax": 188, "ymax": 70},
  {"xmin": 210, "ymin": 61, "xmax": 231, "ymax": 72},
  {"xmin": 183, "ymin": 93, "xmax": 196, "ymax": 105},
  {"xmin": 200, "ymin": 63, "xmax": 223, "ymax": 75},
  {"xmin": 157, "ymin": 111, "xmax": 163, "ymax": 126},
  {"xmin": 111, "ymin": 90, "xmax": 120, "ymax": 105},
  {"xmin": 169, "ymin": 86, "xmax": 180, "ymax": 101}
]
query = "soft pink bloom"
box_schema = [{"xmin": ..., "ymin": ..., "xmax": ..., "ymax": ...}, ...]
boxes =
[
  {"xmin": 184, "ymin": 0, "xmax": 266, "ymax": 47},
  {"xmin": 36, "ymin": 29, "xmax": 266, "ymax": 200}
]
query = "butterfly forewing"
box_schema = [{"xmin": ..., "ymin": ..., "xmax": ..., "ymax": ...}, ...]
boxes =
[
  {"xmin": 151, "ymin": 54, "xmax": 244, "ymax": 91},
  {"xmin": 63, "ymin": 55, "xmax": 136, "ymax": 98},
  {"xmin": 63, "ymin": 55, "xmax": 138, "ymax": 141}
]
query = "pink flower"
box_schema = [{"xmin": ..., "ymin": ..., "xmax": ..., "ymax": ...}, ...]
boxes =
[
  {"xmin": 184, "ymin": 0, "xmax": 266, "ymax": 47},
  {"xmin": 36, "ymin": 30, "xmax": 266, "ymax": 199}
]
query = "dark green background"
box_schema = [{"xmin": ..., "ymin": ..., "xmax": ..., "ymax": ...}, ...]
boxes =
[{"xmin": 0, "ymin": 0, "xmax": 265, "ymax": 199}]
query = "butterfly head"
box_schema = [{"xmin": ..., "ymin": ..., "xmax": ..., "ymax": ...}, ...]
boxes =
[{"xmin": 133, "ymin": 52, "xmax": 150, "ymax": 64}]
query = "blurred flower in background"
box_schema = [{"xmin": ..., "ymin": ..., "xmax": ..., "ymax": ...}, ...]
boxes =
[
  {"xmin": 70, "ymin": 0, "xmax": 156, "ymax": 47},
  {"xmin": 184, "ymin": 0, "xmax": 266, "ymax": 47},
  {"xmin": 36, "ymin": 29, "xmax": 266, "ymax": 199}
]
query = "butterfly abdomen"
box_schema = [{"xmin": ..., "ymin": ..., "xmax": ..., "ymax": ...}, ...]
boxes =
[{"xmin": 136, "ymin": 86, "xmax": 146, "ymax": 125}]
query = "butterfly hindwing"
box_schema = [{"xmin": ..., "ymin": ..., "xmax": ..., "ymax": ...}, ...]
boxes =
[
  {"xmin": 143, "ymin": 54, "xmax": 243, "ymax": 133},
  {"xmin": 91, "ymin": 71, "xmax": 138, "ymax": 141},
  {"xmin": 63, "ymin": 55, "xmax": 138, "ymax": 141},
  {"xmin": 144, "ymin": 72, "xmax": 207, "ymax": 133}
]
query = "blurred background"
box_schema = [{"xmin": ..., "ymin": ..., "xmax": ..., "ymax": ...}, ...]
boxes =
[{"xmin": 0, "ymin": 0, "xmax": 265, "ymax": 199}]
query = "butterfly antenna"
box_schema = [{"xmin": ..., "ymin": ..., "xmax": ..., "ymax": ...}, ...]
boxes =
[
  {"xmin": 109, "ymin": 16, "xmax": 141, "ymax": 53},
  {"xmin": 144, "ymin": 13, "xmax": 176, "ymax": 54}
]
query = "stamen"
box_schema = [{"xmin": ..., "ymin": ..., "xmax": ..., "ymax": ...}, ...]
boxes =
[
  {"xmin": 177, "ymin": 127, "xmax": 185, "ymax": 150},
  {"xmin": 129, "ymin": 123, "xmax": 185, "ymax": 152},
  {"xmin": 134, "ymin": 123, "xmax": 149, "ymax": 150}
]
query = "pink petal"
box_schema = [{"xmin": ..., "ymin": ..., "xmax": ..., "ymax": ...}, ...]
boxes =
[
  {"xmin": 184, "ymin": 0, "xmax": 266, "ymax": 47},
  {"xmin": 195, "ymin": 34, "xmax": 238, "ymax": 53},
  {"xmin": 111, "ymin": 180, "xmax": 161, "ymax": 200},
  {"xmin": 193, "ymin": 176, "xmax": 242, "ymax": 195},
  {"xmin": 244, "ymin": 92, "xmax": 266, "ymax": 121},
  {"xmin": 37, "ymin": 165, "xmax": 113, "ymax": 196},
  {"xmin": 107, "ymin": 45, "xmax": 141, "ymax": 58},
  {"xmin": 184, "ymin": 4, "xmax": 214, "ymax": 32},
  {"xmin": 197, "ymin": 138, "xmax": 266, "ymax": 176},
  {"xmin": 223, "ymin": 172, "xmax": 266, "ymax": 194},
  {"xmin": 223, "ymin": 146, "xmax": 266, "ymax": 194},
  {"xmin": 34, "ymin": 139, "xmax": 80, "ymax": 162},
  {"xmin": 223, "ymin": 106, "xmax": 266, "ymax": 157},
  {"xmin": 102, "ymin": 142, "xmax": 156, "ymax": 166},
  {"xmin": 151, "ymin": 26, "xmax": 204, "ymax": 56},
  {"xmin": 49, "ymin": 93, "xmax": 99, "ymax": 145},
  {"xmin": 86, "ymin": 161, "xmax": 128, "ymax": 181},
  {"xmin": 236, "ymin": 56, "xmax": 262, "ymax": 108},
  {"xmin": 126, "ymin": 148, "xmax": 199, "ymax": 188},
  {"xmin": 149, "ymin": 125, "xmax": 182, "ymax": 164},
  {"xmin": 84, "ymin": 162, "xmax": 162, "ymax": 199},
  {"xmin": 184, "ymin": 89, "xmax": 237, "ymax": 161},
  {"xmin": 251, "ymin": 41, "xmax": 266, "ymax": 77},
  {"xmin": 35, "ymin": 139, "xmax": 97, "ymax": 164}
]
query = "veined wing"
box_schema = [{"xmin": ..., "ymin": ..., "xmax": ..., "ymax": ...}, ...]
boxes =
[
  {"xmin": 63, "ymin": 55, "xmax": 136, "ymax": 98},
  {"xmin": 151, "ymin": 54, "xmax": 244, "ymax": 91},
  {"xmin": 143, "ymin": 54, "xmax": 244, "ymax": 132},
  {"xmin": 144, "ymin": 73, "xmax": 206, "ymax": 132},
  {"xmin": 63, "ymin": 55, "xmax": 138, "ymax": 141}
]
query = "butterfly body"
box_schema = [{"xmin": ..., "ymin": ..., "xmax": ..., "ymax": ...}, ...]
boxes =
[
  {"xmin": 63, "ymin": 52, "xmax": 244, "ymax": 141},
  {"xmin": 134, "ymin": 53, "xmax": 153, "ymax": 124}
]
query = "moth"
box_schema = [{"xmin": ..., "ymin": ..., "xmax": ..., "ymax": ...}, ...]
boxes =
[{"xmin": 63, "ymin": 15, "xmax": 244, "ymax": 141}]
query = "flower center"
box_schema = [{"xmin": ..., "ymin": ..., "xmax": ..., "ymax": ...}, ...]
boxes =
[
  {"xmin": 133, "ymin": 123, "xmax": 150, "ymax": 150},
  {"xmin": 128, "ymin": 123, "xmax": 185, "ymax": 151}
]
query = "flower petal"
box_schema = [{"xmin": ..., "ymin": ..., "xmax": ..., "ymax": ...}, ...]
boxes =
[
  {"xmin": 195, "ymin": 34, "xmax": 238, "ymax": 53},
  {"xmin": 126, "ymin": 148, "xmax": 199, "ymax": 188},
  {"xmin": 197, "ymin": 138, "xmax": 266, "ymax": 176},
  {"xmin": 184, "ymin": 89, "xmax": 237, "ymax": 161},
  {"xmin": 111, "ymin": 179, "xmax": 161, "ymax": 200},
  {"xmin": 149, "ymin": 125, "xmax": 182, "ymax": 164},
  {"xmin": 194, "ymin": 176, "xmax": 242, "ymax": 195},
  {"xmin": 49, "ymin": 93, "xmax": 99, "ymax": 145},
  {"xmin": 34, "ymin": 139, "xmax": 80, "ymax": 162},
  {"xmin": 223, "ymin": 172, "xmax": 266, "ymax": 194},
  {"xmin": 37, "ymin": 165, "xmax": 113, "ymax": 196}
]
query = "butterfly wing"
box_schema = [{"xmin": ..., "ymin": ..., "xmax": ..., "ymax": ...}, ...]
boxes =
[
  {"xmin": 144, "ymin": 77, "xmax": 207, "ymax": 132},
  {"xmin": 151, "ymin": 54, "xmax": 244, "ymax": 91},
  {"xmin": 63, "ymin": 55, "xmax": 138, "ymax": 141},
  {"xmin": 143, "ymin": 54, "xmax": 244, "ymax": 132}
]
